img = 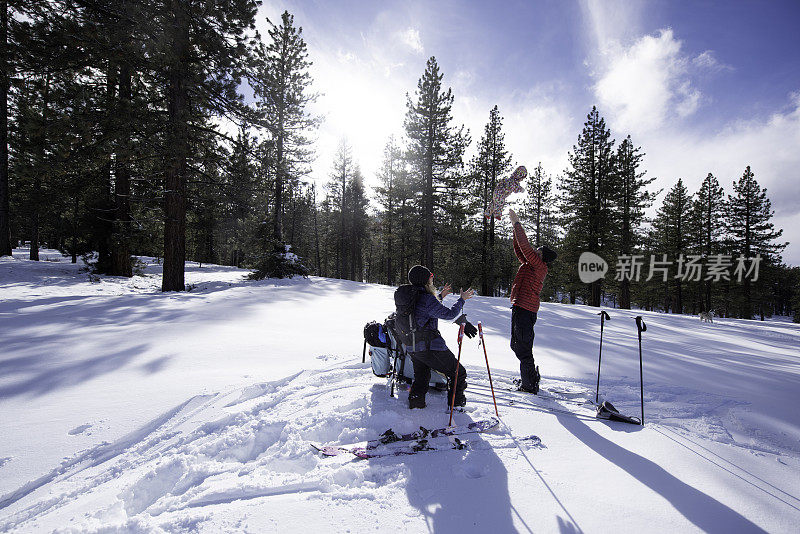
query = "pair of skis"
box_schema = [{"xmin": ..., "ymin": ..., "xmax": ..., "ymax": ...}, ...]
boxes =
[{"xmin": 311, "ymin": 417, "xmax": 500, "ymax": 458}]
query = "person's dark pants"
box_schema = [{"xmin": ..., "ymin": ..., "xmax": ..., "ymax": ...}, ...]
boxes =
[
  {"xmin": 511, "ymin": 306, "xmax": 538, "ymax": 389},
  {"xmin": 408, "ymin": 349, "xmax": 467, "ymax": 402}
]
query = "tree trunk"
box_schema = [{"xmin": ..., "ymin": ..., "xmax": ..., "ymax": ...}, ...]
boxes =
[
  {"xmin": 663, "ymin": 283, "xmax": 670, "ymax": 313},
  {"xmin": 0, "ymin": 0, "xmax": 11, "ymax": 256},
  {"xmin": 339, "ymin": 168, "xmax": 346, "ymax": 279},
  {"xmin": 162, "ymin": 0, "xmax": 190, "ymax": 292},
  {"xmin": 111, "ymin": 60, "xmax": 132, "ymax": 276},
  {"xmin": 312, "ymin": 185, "xmax": 321, "ymax": 275},
  {"xmin": 620, "ymin": 279, "xmax": 631, "ymax": 310},
  {"xmin": 480, "ymin": 212, "xmax": 488, "ymax": 296},
  {"xmin": 96, "ymin": 62, "xmax": 116, "ymax": 272},
  {"xmin": 386, "ymin": 168, "xmax": 394, "ymax": 286},
  {"xmin": 487, "ymin": 165, "xmax": 497, "ymax": 296},
  {"xmin": 206, "ymin": 219, "xmax": 214, "ymax": 263},
  {"xmin": 591, "ymin": 280, "xmax": 601, "ymax": 307},
  {"xmin": 705, "ymin": 193, "xmax": 713, "ymax": 312},
  {"xmin": 30, "ymin": 73, "xmax": 50, "ymax": 261},
  {"xmin": 424, "ymin": 142, "xmax": 434, "ymax": 270},
  {"xmin": 288, "ymin": 187, "xmax": 296, "ymax": 245},
  {"xmin": 400, "ymin": 198, "xmax": 407, "ymax": 282},
  {"xmin": 488, "ymin": 216, "xmax": 496, "ymax": 296},
  {"xmin": 71, "ymin": 193, "xmax": 78, "ymax": 263},
  {"xmin": 273, "ymin": 135, "xmax": 284, "ymax": 243}
]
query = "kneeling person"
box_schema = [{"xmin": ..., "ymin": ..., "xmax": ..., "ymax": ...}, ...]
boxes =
[{"xmin": 401, "ymin": 265, "xmax": 475, "ymax": 409}]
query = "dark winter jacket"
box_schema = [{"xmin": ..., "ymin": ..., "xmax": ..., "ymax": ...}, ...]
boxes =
[
  {"xmin": 510, "ymin": 222, "xmax": 548, "ymax": 313},
  {"xmin": 407, "ymin": 291, "xmax": 465, "ymax": 353}
]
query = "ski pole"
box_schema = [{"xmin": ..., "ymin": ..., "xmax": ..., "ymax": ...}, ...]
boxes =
[
  {"xmin": 449, "ymin": 323, "xmax": 466, "ymax": 426},
  {"xmin": 635, "ymin": 316, "xmax": 647, "ymax": 426},
  {"xmin": 595, "ymin": 310, "xmax": 611, "ymax": 404},
  {"xmin": 477, "ymin": 322, "xmax": 499, "ymax": 417},
  {"xmin": 362, "ymin": 338, "xmax": 367, "ymax": 363}
]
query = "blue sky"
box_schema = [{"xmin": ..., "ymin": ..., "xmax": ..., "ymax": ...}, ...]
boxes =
[{"xmin": 257, "ymin": 0, "xmax": 800, "ymax": 265}]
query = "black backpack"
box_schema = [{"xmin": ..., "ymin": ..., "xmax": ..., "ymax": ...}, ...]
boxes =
[
  {"xmin": 363, "ymin": 321, "xmax": 388, "ymax": 348},
  {"xmin": 393, "ymin": 284, "xmax": 435, "ymax": 351}
]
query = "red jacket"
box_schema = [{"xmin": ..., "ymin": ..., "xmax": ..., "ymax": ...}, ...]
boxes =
[{"xmin": 510, "ymin": 222, "xmax": 548, "ymax": 313}]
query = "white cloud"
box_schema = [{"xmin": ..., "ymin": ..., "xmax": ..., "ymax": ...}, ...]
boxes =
[
  {"xmin": 675, "ymin": 81, "xmax": 701, "ymax": 117},
  {"xmin": 594, "ymin": 29, "xmax": 700, "ymax": 132},
  {"xmin": 692, "ymin": 50, "xmax": 734, "ymax": 73},
  {"xmin": 582, "ymin": 4, "xmax": 798, "ymax": 263},
  {"xmin": 632, "ymin": 91, "xmax": 800, "ymax": 264},
  {"xmin": 582, "ymin": 0, "xmax": 644, "ymax": 53},
  {"xmin": 398, "ymin": 28, "xmax": 424, "ymax": 54}
]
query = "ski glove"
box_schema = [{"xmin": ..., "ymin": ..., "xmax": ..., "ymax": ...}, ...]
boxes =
[{"xmin": 454, "ymin": 314, "xmax": 478, "ymax": 339}]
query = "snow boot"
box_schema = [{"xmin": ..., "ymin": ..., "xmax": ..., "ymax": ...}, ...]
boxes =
[
  {"xmin": 449, "ymin": 391, "xmax": 466, "ymax": 408},
  {"xmin": 408, "ymin": 395, "xmax": 426, "ymax": 410},
  {"xmin": 518, "ymin": 360, "xmax": 540, "ymax": 394}
]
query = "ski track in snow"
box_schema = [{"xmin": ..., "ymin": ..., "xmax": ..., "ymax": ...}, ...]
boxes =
[
  {"xmin": 1, "ymin": 249, "xmax": 800, "ymax": 532},
  {"xmin": 0, "ymin": 365, "xmax": 511, "ymax": 532},
  {"xmin": 0, "ymin": 365, "xmax": 796, "ymax": 532}
]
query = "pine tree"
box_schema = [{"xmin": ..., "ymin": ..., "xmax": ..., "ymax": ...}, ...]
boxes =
[
  {"xmin": 691, "ymin": 173, "xmax": 726, "ymax": 312},
  {"xmin": 404, "ymin": 56, "xmax": 468, "ymax": 271},
  {"xmin": 0, "ymin": 0, "xmax": 10, "ymax": 255},
  {"xmin": 107, "ymin": 0, "xmax": 142, "ymax": 277},
  {"xmin": 560, "ymin": 106, "xmax": 618, "ymax": 306},
  {"xmin": 226, "ymin": 130, "xmax": 258, "ymax": 264},
  {"xmin": 614, "ymin": 136, "xmax": 656, "ymax": 309},
  {"xmin": 329, "ymin": 140, "xmax": 353, "ymax": 279},
  {"xmin": 726, "ymin": 166, "xmax": 786, "ymax": 318},
  {"xmin": 652, "ymin": 179, "xmax": 693, "ymax": 313},
  {"xmin": 346, "ymin": 168, "xmax": 369, "ymax": 281},
  {"xmin": 374, "ymin": 136, "xmax": 408, "ymax": 285},
  {"xmin": 310, "ymin": 182, "xmax": 322, "ymax": 274},
  {"xmin": 470, "ymin": 105, "xmax": 512, "ymax": 295},
  {"xmin": 252, "ymin": 10, "xmax": 317, "ymax": 246},
  {"xmin": 521, "ymin": 163, "xmax": 558, "ymax": 247},
  {"xmin": 156, "ymin": 0, "xmax": 260, "ymax": 291}
]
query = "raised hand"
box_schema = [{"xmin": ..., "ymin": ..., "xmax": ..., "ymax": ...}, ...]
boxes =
[
  {"xmin": 508, "ymin": 208, "xmax": 520, "ymax": 226},
  {"xmin": 440, "ymin": 283, "xmax": 453, "ymax": 298},
  {"xmin": 460, "ymin": 287, "xmax": 475, "ymax": 300}
]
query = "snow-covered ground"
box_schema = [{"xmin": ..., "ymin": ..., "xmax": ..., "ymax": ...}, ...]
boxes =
[{"xmin": 1, "ymin": 249, "xmax": 799, "ymax": 533}]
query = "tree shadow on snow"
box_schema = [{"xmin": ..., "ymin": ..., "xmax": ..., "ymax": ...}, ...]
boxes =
[
  {"xmin": 556, "ymin": 412, "xmax": 767, "ymax": 533},
  {"xmin": 368, "ymin": 384, "xmax": 519, "ymax": 533},
  {"xmin": 0, "ymin": 344, "xmax": 151, "ymax": 399}
]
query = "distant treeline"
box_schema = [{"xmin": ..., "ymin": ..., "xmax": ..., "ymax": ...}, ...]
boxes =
[{"xmin": 0, "ymin": 3, "xmax": 796, "ymax": 321}]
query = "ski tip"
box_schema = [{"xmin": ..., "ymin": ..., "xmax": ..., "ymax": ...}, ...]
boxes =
[{"xmin": 311, "ymin": 444, "xmax": 345, "ymax": 457}]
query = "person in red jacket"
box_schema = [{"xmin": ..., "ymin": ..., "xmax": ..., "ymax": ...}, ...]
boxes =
[{"xmin": 508, "ymin": 208, "xmax": 557, "ymax": 393}]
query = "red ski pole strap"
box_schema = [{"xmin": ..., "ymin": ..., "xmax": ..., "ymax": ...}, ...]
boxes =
[{"xmin": 457, "ymin": 323, "xmax": 465, "ymax": 344}]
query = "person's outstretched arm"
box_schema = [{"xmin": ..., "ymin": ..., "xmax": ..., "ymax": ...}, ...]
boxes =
[
  {"xmin": 509, "ymin": 209, "xmax": 545, "ymax": 269},
  {"xmin": 420, "ymin": 288, "xmax": 474, "ymax": 321},
  {"xmin": 513, "ymin": 232, "xmax": 526, "ymax": 263}
]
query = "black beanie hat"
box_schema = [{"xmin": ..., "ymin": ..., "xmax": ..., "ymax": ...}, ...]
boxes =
[
  {"xmin": 538, "ymin": 246, "xmax": 558, "ymax": 265},
  {"xmin": 408, "ymin": 265, "xmax": 432, "ymax": 286}
]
